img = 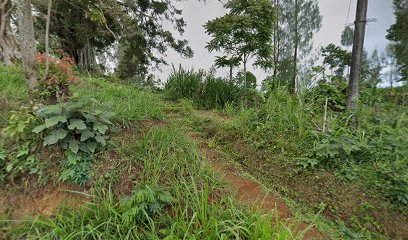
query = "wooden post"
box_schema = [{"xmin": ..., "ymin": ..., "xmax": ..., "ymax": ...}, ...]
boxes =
[{"xmin": 322, "ymin": 97, "xmax": 328, "ymax": 133}]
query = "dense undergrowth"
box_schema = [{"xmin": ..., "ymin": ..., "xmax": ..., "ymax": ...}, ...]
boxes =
[
  {"xmin": 0, "ymin": 65, "xmax": 302, "ymax": 239},
  {"xmin": 165, "ymin": 67, "xmax": 408, "ymax": 238},
  {"xmin": 1, "ymin": 63, "xmax": 407, "ymax": 239}
]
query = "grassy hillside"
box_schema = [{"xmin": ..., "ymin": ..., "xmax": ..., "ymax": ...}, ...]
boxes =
[{"xmin": 0, "ymin": 65, "xmax": 310, "ymax": 239}]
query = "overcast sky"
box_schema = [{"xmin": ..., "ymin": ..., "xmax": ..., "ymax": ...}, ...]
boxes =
[{"xmin": 155, "ymin": 0, "xmax": 395, "ymax": 83}]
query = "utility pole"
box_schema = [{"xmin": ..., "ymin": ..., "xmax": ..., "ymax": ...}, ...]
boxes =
[{"xmin": 347, "ymin": 0, "xmax": 368, "ymax": 112}]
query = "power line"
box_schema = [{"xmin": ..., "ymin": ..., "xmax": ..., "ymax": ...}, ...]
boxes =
[{"xmin": 345, "ymin": 0, "xmax": 352, "ymax": 26}]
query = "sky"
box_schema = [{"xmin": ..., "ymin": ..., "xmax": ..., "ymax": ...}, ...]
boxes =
[{"xmin": 154, "ymin": 0, "xmax": 395, "ymax": 84}]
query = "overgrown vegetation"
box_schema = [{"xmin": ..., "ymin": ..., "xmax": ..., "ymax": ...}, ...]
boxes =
[
  {"xmin": 1, "ymin": 0, "xmax": 408, "ymax": 238},
  {"xmin": 165, "ymin": 66, "xmax": 262, "ymax": 109}
]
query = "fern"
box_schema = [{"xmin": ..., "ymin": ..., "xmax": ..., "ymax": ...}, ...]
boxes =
[{"xmin": 120, "ymin": 184, "xmax": 175, "ymax": 224}]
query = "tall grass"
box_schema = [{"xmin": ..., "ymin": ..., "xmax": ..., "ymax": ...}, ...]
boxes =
[
  {"xmin": 13, "ymin": 126, "xmax": 306, "ymax": 239},
  {"xmin": 0, "ymin": 64, "xmax": 27, "ymax": 102},
  {"xmin": 199, "ymin": 76, "xmax": 241, "ymax": 109},
  {"xmin": 236, "ymin": 87, "xmax": 317, "ymax": 156},
  {"xmin": 165, "ymin": 66, "xmax": 243, "ymax": 109},
  {"xmin": 71, "ymin": 77, "xmax": 162, "ymax": 122},
  {"xmin": 165, "ymin": 66, "xmax": 203, "ymax": 100}
]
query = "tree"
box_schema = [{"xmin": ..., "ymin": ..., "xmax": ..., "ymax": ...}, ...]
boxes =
[
  {"xmin": 321, "ymin": 44, "xmax": 352, "ymax": 78},
  {"xmin": 17, "ymin": 0, "xmax": 38, "ymax": 94},
  {"xmin": 205, "ymin": 0, "xmax": 275, "ymax": 107},
  {"xmin": 32, "ymin": 0, "xmax": 193, "ymax": 76},
  {"xmin": 270, "ymin": 0, "xmax": 322, "ymax": 93},
  {"xmin": 0, "ymin": 0, "xmax": 19, "ymax": 65},
  {"xmin": 214, "ymin": 56, "xmax": 241, "ymax": 82},
  {"xmin": 383, "ymin": 44, "xmax": 398, "ymax": 89},
  {"xmin": 236, "ymin": 71, "xmax": 257, "ymax": 89},
  {"xmin": 341, "ymin": 26, "xmax": 354, "ymax": 48},
  {"xmin": 365, "ymin": 49, "xmax": 383, "ymax": 89},
  {"xmin": 386, "ymin": 0, "xmax": 408, "ymax": 83}
]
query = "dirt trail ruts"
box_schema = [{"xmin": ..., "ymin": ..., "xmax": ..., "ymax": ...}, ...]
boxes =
[{"xmin": 188, "ymin": 129, "xmax": 329, "ymax": 240}]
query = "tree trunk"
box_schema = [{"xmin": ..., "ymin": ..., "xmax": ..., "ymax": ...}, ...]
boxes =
[
  {"xmin": 347, "ymin": 0, "xmax": 368, "ymax": 112},
  {"xmin": 17, "ymin": 0, "xmax": 38, "ymax": 93},
  {"xmin": 44, "ymin": 0, "xmax": 52, "ymax": 80},
  {"xmin": 0, "ymin": 0, "xmax": 20, "ymax": 65},
  {"xmin": 291, "ymin": 0, "xmax": 299, "ymax": 94},
  {"xmin": 73, "ymin": 40, "xmax": 98, "ymax": 73}
]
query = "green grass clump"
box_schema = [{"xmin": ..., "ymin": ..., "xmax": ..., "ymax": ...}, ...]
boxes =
[
  {"xmin": 165, "ymin": 66, "xmax": 203, "ymax": 101},
  {"xmin": 0, "ymin": 65, "xmax": 28, "ymax": 126},
  {"xmin": 0, "ymin": 64, "xmax": 27, "ymax": 102},
  {"xmin": 71, "ymin": 77, "xmax": 162, "ymax": 122},
  {"xmin": 165, "ymin": 66, "xmax": 244, "ymax": 109},
  {"xmin": 13, "ymin": 126, "xmax": 304, "ymax": 239}
]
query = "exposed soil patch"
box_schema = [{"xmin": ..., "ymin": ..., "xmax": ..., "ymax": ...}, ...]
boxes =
[
  {"xmin": 0, "ymin": 183, "xmax": 88, "ymax": 222},
  {"xmin": 189, "ymin": 131, "xmax": 328, "ymax": 240}
]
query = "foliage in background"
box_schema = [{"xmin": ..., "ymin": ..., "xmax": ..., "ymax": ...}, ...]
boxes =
[
  {"xmin": 205, "ymin": 0, "xmax": 275, "ymax": 105},
  {"xmin": 387, "ymin": 0, "xmax": 408, "ymax": 82},
  {"xmin": 33, "ymin": 0, "xmax": 193, "ymax": 76}
]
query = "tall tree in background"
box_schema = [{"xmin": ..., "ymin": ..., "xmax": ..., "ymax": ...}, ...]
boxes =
[
  {"xmin": 205, "ymin": 0, "xmax": 275, "ymax": 107},
  {"xmin": 347, "ymin": 0, "xmax": 368, "ymax": 112},
  {"xmin": 32, "ymin": 0, "xmax": 193, "ymax": 76},
  {"xmin": 270, "ymin": 0, "xmax": 321, "ymax": 93},
  {"xmin": 17, "ymin": 0, "xmax": 38, "ymax": 94},
  {"xmin": 387, "ymin": 0, "xmax": 408, "ymax": 83},
  {"xmin": 365, "ymin": 49, "xmax": 383, "ymax": 89},
  {"xmin": 383, "ymin": 44, "xmax": 398, "ymax": 89},
  {"xmin": 341, "ymin": 26, "xmax": 354, "ymax": 49},
  {"xmin": 0, "ymin": 0, "xmax": 19, "ymax": 65}
]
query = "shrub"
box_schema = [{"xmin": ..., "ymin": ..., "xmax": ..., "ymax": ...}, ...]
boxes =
[
  {"xmin": 2, "ymin": 107, "xmax": 38, "ymax": 144},
  {"xmin": 1, "ymin": 107, "xmax": 43, "ymax": 181},
  {"xmin": 33, "ymin": 100, "xmax": 113, "ymax": 185},
  {"xmin": 298, "ymin": 116, "xmax": 408, "ymax": 211},
  {"xmin": 36, "ymin": 53, "xmax": 79, "ymax": 103}
]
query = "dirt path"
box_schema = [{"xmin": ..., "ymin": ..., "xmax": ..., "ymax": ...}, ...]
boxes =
[{"xmin": 183, "ymin": 110, "xmax": 329, "ymax": 240}]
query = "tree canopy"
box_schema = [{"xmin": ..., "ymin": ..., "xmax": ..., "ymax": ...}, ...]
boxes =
[{"xmin": 387, "ymin": 0, "xmax": 408, "ymax": 82}]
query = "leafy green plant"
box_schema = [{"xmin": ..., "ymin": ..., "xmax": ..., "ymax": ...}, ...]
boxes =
[
  {"xmin": 33, "ymin": 100, "xmax": 113, "ymax": 156},
  {"xmin": 59, "ymin": 152, "xmax": 93, "ymax": 185},
  {"xmin": 2, "ymin": 107, "xmax": 38, "ymax": 144},
  {"xmin": 1, "ymin": 108, "xmax": 43, "ymax": 182},
  {"xmin": 5, "ymin": 146, "xmax": 41, "ymax": 180},
  {"xmin": 33, "ymin": 100, "xmax": 113, "ymax": 185}
]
